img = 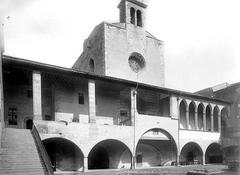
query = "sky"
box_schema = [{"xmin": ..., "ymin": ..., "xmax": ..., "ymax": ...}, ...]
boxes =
[{"xmin": 1, "ymin": 0, "xmax": 240, "ymax": 92}]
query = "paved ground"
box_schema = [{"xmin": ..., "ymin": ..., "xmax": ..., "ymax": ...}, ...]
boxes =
[{"xmin": 55, "ymin": 165, "xmax": 240, "ymax": 175}]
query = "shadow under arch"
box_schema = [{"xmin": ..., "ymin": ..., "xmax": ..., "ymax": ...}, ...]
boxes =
[
  {"xmin": 42, "ymin": 137, "xmax": 84, "ymax": 172},
  {"xmin": 88, "ymin": 139, "xmax": 132, "ymax": 170},
  {"xmin": 136, "ymin": 128, "xmax": 178, "ymax": 168},
  {"xmin": 205, "ymin": 142, "xmax": 223, "ymax": 164},
  {"xmin": 180, "ymin": 142, "xmax": 203, "ymax": 165}
]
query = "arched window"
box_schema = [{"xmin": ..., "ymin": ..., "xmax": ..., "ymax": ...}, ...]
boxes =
[
  {"xmin": 206, "ymin": 105, "xmax": 212, "ymax": 131},
  {"xmin": 180, "ymin": 100, "xmax": 187, "ymax": 129},
  {"xmin": 197, "ymin": 104, "xmax": 204, "ymax": 130},
  {"xmin": 189, "ymin": 102, "xmax": 195, "ymax": 130},
  {"xmin": 130, "ymin": 7, "xmax": 135, "ymax": 24},
  {"xmin": 137, "ymin": 10, "xmax": 142, "ymax": 27},
  {"xmin": 89, "ymin": 58, "xmax": 95, "ymax": 73},
  {"xmin": 213, "ymin": 106, "xmax": 219, "ymax": 132}
]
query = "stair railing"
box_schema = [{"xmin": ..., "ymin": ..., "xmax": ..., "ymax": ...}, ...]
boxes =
[{"xmin": 32, "ymin": 125, "xmax": 53, "ymax": 175}]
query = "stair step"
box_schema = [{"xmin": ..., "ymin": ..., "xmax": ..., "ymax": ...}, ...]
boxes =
[{"xmin": 0, "ymin": 128, "xmax": 47, "ymax": 175}]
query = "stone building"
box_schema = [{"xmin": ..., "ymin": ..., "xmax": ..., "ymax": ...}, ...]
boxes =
[
  {"xmin": 0, "ymin": 0, "xmax": 235, "ymax": 174},
  {"xmin": 196, "ymin": 83, "xmax": 240, "ymax": 163}
]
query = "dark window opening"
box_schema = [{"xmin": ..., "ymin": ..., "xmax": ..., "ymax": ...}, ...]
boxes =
[
  {"xmin": 136, "ymin": 154, "xmax": 142, "ymax": 163},
  {"xmin": 78, "ymin": 93, "xmax": 84, "ymax": 104},
  {"xmin": 130, "ymin": 7, "xmax": 135, "ymax": 24},
  {"xmin": 27, "ymin": 89, "xmax": 33, "ymax": 98},
  {"xmin": 137, "ymin": 10, "xmax": 142, "ymax": 27},
  {"xmin": 45, "ymin": 115, "xmax": 52, "ymax": 121},
  {"xmin": 89, "ymin": 59, "xmax": 95, "ymax": 73},
  {"xmin": 120, "ymin": 110, "xmax": 128, "ymax": 117},
  {"xmin": 8, "ymin": 108, "xmax": 17, "ymax": 125},
  {"xmin": 26, "ymin": 119, "xmax": 33, "ymax": 129}
]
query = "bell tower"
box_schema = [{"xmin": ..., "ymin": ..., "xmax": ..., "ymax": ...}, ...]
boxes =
[{"xmin": 118, "ymin": 0, "xmax": 147, "ymax": 28}]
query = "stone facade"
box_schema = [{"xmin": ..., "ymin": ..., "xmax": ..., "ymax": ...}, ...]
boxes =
[
  {"xmin": 72, "ymin": 0, "xmax": 164, "ymax": 87},
  {"xmin": 0, "ymin": 0, "xmax": 234, "ymax": 173}
]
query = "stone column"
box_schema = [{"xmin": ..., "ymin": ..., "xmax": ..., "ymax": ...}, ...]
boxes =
[
  {"xmin": 33, "ymin": 71, "xmax": 42, "ymax": 120},
  {"xmin": 131, "ymin": 156, "xmax": 136, "ymax": 169},
  {"xmin": 218, "ymin": 111, "xmax": 221, "ymax": 132},
  {"xmin": 83, "ymin": 157, "xmax": 88, "ymax": 172},
  {"xmin": 88, "ymin": 80, "xmax": 96, "ymax": 123},
  {"xmin": 194, "ymin": 109, "xmax": 198, "ymax": 130},
  {"xmin": 131, "ymin": 88, "xmax": 137, "ymax": 126},
  {"xmin": 203, "ymin": 112, "xmax": 206, "ymax": 131},
  {"xmin": 186, "ymin": 109, "xmax": 190, "ymax": 129},
  {"xmin": 202, "ymin": 154, "xmax": 205, "ymax": 165}
]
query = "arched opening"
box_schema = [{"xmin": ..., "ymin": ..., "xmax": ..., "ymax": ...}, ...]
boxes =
[
  {"xmin": 180, "ymin": 100, "xmax": 187, "ymax": 129},
  {"xmin": 197, "ymin": 104, "xmax": 204, "ymax": 130},
  {"xmin": 137, "ymin": 10, "xmax": 142, "ymax": 27},
  {"xmin": 136, "ymin": 128, "xmax": 177, "ymax": 167},
  {"xmin": 205, "ymin": 143, "xmax": 223, "ymax": 164},
  {"xmin": 26, "ymin": 119, "xmax": 33, "ymax": 129},
  {"xmin": 189, "ymin": 102, "xmax": 196, "ymax": 130},
  {"xmin": 213, "ymin": 106, "xmax": 219, "ymax": 132},
  {"xmin": 88, "ymin": 139, "xmax": 132, "ymax": 170},
  {"xmin": 206, "ymin": 105, "xmax": 211, "ymax": 131},
  {"xmin": 221, "ymin": 108, "xmax": 228, "ymax": 137},
  {"xmin": 130, "ymin": 7, "xmax": 135, "ymax": 24},
  {"xmin": 180, "ymin": 142, "xmax": 203, "ymax": 165},
  {"xmin": 89, "ymin": 58, "xmax": 95, "ymax": 73},
  {"xmin": 43, "ymin": 138, "xmax": 84, "ymax": 172}
]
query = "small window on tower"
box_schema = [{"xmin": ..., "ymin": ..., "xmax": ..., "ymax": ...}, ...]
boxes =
[
  {"xmin": 137, "ymin": 10, "xmax": 142, "ymax": 27},
  {"xmin": 8, "ymin": 108, "xmax": 17, "ymax": 125},
  {"xmin": 130, "ymin": 7, "xmax": 135, "ymax": 24},
  {"xmin": 78, "ymin": 93, "xmax": 84, "ymax": 104},
  {"xmin": 89, "ymin": 59, "xmax": 95, "ymax": 73}
]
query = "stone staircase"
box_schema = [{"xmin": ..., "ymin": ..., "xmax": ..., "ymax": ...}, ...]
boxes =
[{"xmin": 0, "ymin": 128, "xmax": 51, "ymax": 175}]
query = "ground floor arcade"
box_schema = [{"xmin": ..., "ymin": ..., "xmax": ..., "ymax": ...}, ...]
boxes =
[{"xmin": 42, "ymin": 128, "xmax": 223, "ymax": 172}]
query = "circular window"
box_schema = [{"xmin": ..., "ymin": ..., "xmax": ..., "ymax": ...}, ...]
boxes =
[{"xmin": 128, "ymin": 52, "xmax": 146, "ymax": 73}]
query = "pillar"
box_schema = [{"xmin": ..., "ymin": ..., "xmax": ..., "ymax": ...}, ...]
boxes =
[
  {"xmin": 88, "ymin": 80, "xmax": 96, "ymax": 123},
  {"xmin": 218, "ymin": 111, "xmax": 221, "ymax": 132},
  {"xmin": 203, "ymin": 112, "xmax": 206, "ymax": 131},
  {"xmin": 33, "ymin": 71, "xmax": 42, "ymax": 120},
  {"xmin": 186, "ymin": 109, "xmax": 190, "ymax": 129},
  {"xmin": 83, "ymin": 157, "xmax": 88, "ymax": 172},
  {"xmin": 202, "ymin": 154, "xmax": 205, "ymax": 165},
  {"xmin": 131, "ymin": 88, "xmax": 137, "ymax": 126},
  {"xmin": 211, "ymin": 113, "xmax": 214, "ymax": 132},
  {"xmin": 131, "ymin": 155, "xmax": 136, "ymax": 169},
  {"xmin": 194, "ymin": 109, "xmax": 198, "ymax": 130},
  {"xmin": 176, "ymin": 152, "xmax": 180, "ymax": 166}
]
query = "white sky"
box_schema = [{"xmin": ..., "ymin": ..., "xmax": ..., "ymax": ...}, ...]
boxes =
[{"xmin": 1, "ymin": 0, "xmax": 240, "ymax": 92}]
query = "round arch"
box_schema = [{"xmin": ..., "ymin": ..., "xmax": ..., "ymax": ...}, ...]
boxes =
[
  {"xmin": 205, "ymin": 143, "xmax": 223, "ymax": 164},
  {"xmin": 43, "ymin": 137, "xmax": 84, "ymax": 172},
  {"xmin": 180, "ymin": 99, "xmax": 188, "ymax": 129},
  {"xmin": 180, "ymin": 142, "xmax": 203, "ymax": 165},
  {"xmin": 88, "ymin": 139, "xmax": 132, "ymax": 170},
  {"xmin": 136, "ymin": 128, "xmax": 177, "ymax": 167}
]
